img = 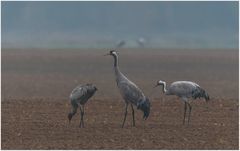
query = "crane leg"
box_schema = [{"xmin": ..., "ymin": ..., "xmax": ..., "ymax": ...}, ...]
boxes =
[
  {"xmin": 82, "ymin": 105, "xmax": 85, "ymax": 128},
  {"xmin": 131, "ymin": 104, "xmax": 135, "ymax": 127},
  {"xmin": 122, "ymin": 103, "xmax": 128, "ymax": 128},
  {"xmin": 187, "ymin": 103, "xmax": 192, "ymax": 124},
  {"xmin": 183, "ymin": 102, "xmax": 187, "ymax": 124},
  {"xmin": 79, "ymin": 106, "xmax": 82, "ymax": 128},
  {"xmin": 79, "ymin": 105, "xmax": 84, "ymax": 128}
]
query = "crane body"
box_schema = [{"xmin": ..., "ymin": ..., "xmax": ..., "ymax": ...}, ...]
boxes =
[
  {"xmin": 68, "ymin": 83, "xmax": 97, "ymax": 128},
  {"xmin": 155, "ymin": 80, "xmax": 209, "ymax": 124}
]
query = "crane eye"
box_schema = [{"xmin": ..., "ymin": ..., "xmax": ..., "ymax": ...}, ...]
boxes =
[{"xmin": 110, "ymin": 50, "xmax": 117, "ymax": 54}]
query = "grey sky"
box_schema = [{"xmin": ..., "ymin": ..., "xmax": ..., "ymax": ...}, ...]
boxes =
[{"xmin": 1, "ymin": 1, "xmax": 238, "ymax": 49}]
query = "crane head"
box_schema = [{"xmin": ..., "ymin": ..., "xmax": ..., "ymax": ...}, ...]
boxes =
[
  {"xmin": 104, "ymin": 50, "xmax": 118, "ymax": 56},
  {"xmin": 68, "ymin": 113, "xmax": 73, "ymax": 123},
  {"xmin": 154, "ymin": 80, "xmax": 165, "ymax": 88},
  {"xmin": 204, "ymin": 91, "xmax": 210, "ymax": 102},
  {"xmin": 137, "ymin": 97, "xmax": 150, "ymax": 120},
  {"xmin": 93, "ymin": 86, "xmax": 98, "ymax": 91}
]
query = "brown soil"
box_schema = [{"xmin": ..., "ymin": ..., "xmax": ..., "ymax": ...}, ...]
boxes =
[{"xmin": 1, "ymin": 48, "xmax": 239, "ymax": 149}]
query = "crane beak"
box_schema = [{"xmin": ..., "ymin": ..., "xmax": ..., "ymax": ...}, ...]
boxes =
[
  {"xmin": 104, "ymin": 53, "xmax": 110, "ymax": 56},
  {"xmin": 153, "ymin": 84, "xmax": 158, "ymax": 88}
]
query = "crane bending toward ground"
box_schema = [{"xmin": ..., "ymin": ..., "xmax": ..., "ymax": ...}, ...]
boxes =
[
  {"xmin": 105, "ymin": 50, "xmax": 150, "ymax": 128},
  {"xmin": 68, "ymin": 83, "xmax": 97, "ymax": 128},
  {"xmin": 155, "ymin": 80, "xmax": 209, "ymax": 124}
]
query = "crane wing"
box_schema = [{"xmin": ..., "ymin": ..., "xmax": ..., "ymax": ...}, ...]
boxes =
[
  {"xmin": 70, "ymin": 85, "xmax": 89, "ymax": 101},
  {"xmin": 168, "ymin": 82, "xmax": 197, "ymax": 97},
  {"xmin": 118, "ymin": 81, "xmax": 145, "ymax": 104}
]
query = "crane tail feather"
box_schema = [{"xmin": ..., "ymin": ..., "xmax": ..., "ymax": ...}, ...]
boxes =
[{"xmin": 192, "ymin": 87, "xmax": 210, "ymax": 102}]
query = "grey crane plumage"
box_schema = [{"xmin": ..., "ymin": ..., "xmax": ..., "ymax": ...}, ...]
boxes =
[
  {"xmin": 68, "ymin": 83, "xmax": 97, "ymax": 128},
  {"xmin": 105, "ymin": 50, "xmax": 150, "ymax": 128},
  {"xmin": 155, "ymin": 80, "xmax": 209, "ymax": 124}
]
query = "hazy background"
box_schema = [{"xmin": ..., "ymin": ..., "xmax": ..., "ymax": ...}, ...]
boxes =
[{"xmin": 1, "ymin": 1, "xmax": 238, "ymax": 49}]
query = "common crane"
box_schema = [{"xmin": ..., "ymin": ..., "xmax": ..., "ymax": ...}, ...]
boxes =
[
  {"xmin": 136, "ymin": 37, "xmax": 146, "ymax": 48},
  {"xmin": 68, "ymin": 83, "xmax": 97, "ymax": 128},
  {"xmin": 105, "ymin": 50, "xmax": 150, "ymax": 128},
  {"xmin": 155, "ymin": 80, "xmax": 209, "ymax": 124},
  {"xmin": 116, "ymin": 40, "xmax": 126, "ymax": 48}
]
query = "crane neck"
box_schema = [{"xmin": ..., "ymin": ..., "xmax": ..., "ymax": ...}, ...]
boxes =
[
  {"xmin": 113, "ymin": 54, "xmax": 118, "ymax": 67},
  {"xmin": 112, "ymin": 53, "xmax": 125, "ymax": 81},
  {"xmin": 161, "ymin": 82, "xmax": 167, "ymax": 94}
]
